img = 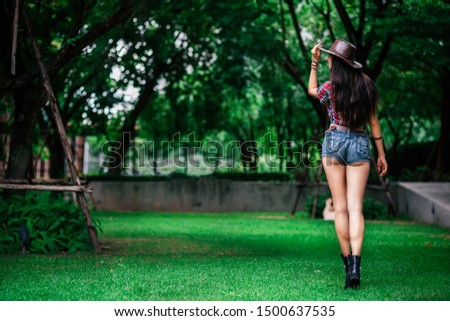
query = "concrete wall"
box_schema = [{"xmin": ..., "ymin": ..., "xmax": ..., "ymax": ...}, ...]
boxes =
[
  {"xmin": 91, "ymin": 177, "xmax": 326, "ymax": 213},
  {"xmin": 91, "ymin": 177, "xmax": 382, "ymax": 213},
  {"xmin": 90, "ymin": 179, "xmax": 449, "ymax": 227}
]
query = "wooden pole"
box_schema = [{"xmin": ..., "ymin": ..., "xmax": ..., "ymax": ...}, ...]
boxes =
[
  {"xmin": 311, "ymin": 164, "xmax": 323, "ymax": 218},
  {"xmin": 20, "ymin": 2, "xmax": 101, "ymax": 253},
  {"xmin": 0, "ymin": 178, "xmax": 87, "ymax": 184},
  {"xmin": 0, "ymin": 183, "xmax": 93, "ymax": 193},
  {"xmin": 290, "ymin": 184, "xmax": 303, "ymax": 216},
  {"xmin": 10, "ymin": 0, "xmax": 19, "ymax": 75}
]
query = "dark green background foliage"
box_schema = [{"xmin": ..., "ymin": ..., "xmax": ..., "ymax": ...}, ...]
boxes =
[
  {"xmin": 0, "ymin": 192, "xmax": 100, "ymax": 254},
  {"xmin": 362, "ymin": 198, "xmax": 388, "ymax": 220},
  {"xmin": 211, "ymin": 172, "xmax": 292, "ymax": 182}
]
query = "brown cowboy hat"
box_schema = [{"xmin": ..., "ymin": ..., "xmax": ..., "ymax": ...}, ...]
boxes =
[{"xmin": 319, "ymin": 39, "xmax": 363, "ymax": 69}]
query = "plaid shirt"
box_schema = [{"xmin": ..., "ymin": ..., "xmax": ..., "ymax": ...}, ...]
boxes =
[{"xmin": 317, "ymin": 81, "xmax": 347, "ymax": 126}]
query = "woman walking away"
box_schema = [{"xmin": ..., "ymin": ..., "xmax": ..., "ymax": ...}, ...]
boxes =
[{"xmin": 307, "ymin": 39, "xmax": 388, "ymax": 289}]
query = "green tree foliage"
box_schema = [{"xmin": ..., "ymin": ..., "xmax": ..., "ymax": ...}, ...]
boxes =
[
  {"xmin": 0, "ymin": 0, "xmax": 135, "ymax": 181},
  {"xmin": 0, "ymin": 0, "xmax": 449, "ymax": 180}
]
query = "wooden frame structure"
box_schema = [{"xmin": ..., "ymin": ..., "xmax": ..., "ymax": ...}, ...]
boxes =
[{"xmin": 1, "ymin": 1, "xmax": 101, "ymax": 253}]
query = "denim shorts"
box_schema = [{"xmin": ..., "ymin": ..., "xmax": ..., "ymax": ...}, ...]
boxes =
[{"xmin": 321, "ymin": 129, "xmax": 371, "ymax": 164}]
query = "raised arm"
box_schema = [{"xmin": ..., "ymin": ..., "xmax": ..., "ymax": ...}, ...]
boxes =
[{"xmin": 308, "ymin": 44, "xmax": 322, "ymax": 98}]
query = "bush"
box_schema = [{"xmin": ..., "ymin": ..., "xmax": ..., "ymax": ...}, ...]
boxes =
[
  {"xmin": 305, "ymin": 194, "xmax": 387, "ymax": 220},
  {"xmin": 0, "ymin": 192, "xmax": 100, "ymax": 254},
  {"xmin": 363, "ymin": 197, "xmax": 388, "ymax": 220}
]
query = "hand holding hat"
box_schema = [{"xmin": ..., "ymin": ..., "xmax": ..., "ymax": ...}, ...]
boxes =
[{"xmin": 311, "ymin": 44, "xmax": 322, "ymax": 62}]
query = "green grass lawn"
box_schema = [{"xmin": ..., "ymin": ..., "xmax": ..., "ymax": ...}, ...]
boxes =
[{"xmin": 1, "ymin": 211, "xmax": 449, "ymax": 301}]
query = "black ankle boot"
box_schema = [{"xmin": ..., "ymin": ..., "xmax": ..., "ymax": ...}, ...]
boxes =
[
  {"xmin": 340, "ymin": 253, "xmax": 350, "ymax": 289},
  {"xmin": 347, "ymin": 255, "xmax": 361, "ymax": 288}
]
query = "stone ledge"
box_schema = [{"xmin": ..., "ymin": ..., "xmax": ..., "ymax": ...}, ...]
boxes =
[{"xmin": 397, "ymin": 183, "xmax": 450, "ymax": 228}]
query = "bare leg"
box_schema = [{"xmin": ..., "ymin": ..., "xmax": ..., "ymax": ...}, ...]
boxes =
[
  {"xmin": 346, "ymin": 162, "xmax": 370, "ymax": 256},
  {"xmin": 322, "ymin": 157, "xmax": 350, "ymax": 256}
]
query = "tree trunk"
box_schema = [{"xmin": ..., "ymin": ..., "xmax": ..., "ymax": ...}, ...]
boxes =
[
  {"xmin": 153, "ymin": 144, "xmax": 159, "ymax": 175},
  {"xmin": 239, "ymin": 138, "xmax": 259, "ymax": 171},
  {"xmin": 6, "ymin": 85, "xmax": 43, "ymax": 180},
  {"xmin": 2, "ymin": 1, "xmax": 42, "ymax": 182},
  {"xmin": 106, "ymin": 126, "xmax": 135, "ymax": 175},
  {"xmin": 47, "ymin": 130, "xmax": 66, "ymax": 178},
  {"xmin": 106, "ymin": 69, "xmax": 162, "ymax": 175}
]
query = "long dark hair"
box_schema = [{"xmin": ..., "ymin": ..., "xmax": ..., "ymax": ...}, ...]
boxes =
[{"xmin": 330, "ymin": 56, "xmax": 379, "ymax": 129}]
